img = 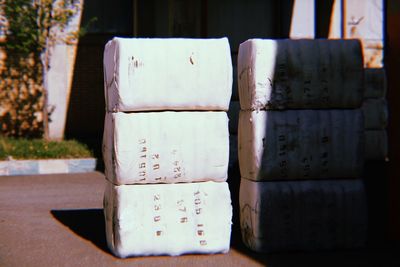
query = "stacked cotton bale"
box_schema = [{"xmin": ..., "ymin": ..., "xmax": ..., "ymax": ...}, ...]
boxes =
[
  {"xmin": 237, "ymin": 39, "xmax": 367, "ymax": 253},
  {"xmin": 102, "ymin": 38, "xmax": 233, "ymax": 258},
  {"xmin": 362, "ymin": 68, "xmax": 388, "ymax": 161}
]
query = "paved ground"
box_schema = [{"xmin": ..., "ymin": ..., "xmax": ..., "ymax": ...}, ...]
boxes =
[{"xmin": 0, "ymin": 171, "xmax": 399, "ymax": 267}]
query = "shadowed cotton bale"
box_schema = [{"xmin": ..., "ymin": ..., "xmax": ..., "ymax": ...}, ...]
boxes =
[
  {"xmin": 104, "ymin": 37, "xmax": 232, "ymax": 112},
  {"xmin": 239, "ymin": 178, "xmax": 367, "ymax": 253},
  {"xmin": 238, "ymin": 39, "xmax": 363, "ymax": 110},
  {"xmin": 103, "ymin": 111, "xmax": 229, "ymax": 185},
  {"xmin": 104, "ymin": 180, "xmax": 232, "ymax": 258},
  {"xmin": 362, "ymin": 98, "xmax": 388, "ymax": 130},
  {"xmin": 238, "ymin": 109, "xmax": 364, "ymax": 181},
  {"xmin": 365, "ymin": 130, "xmax": 388, "ymax": 161},
  {"xmin": 364, "ymin": 68, "xmax": 387, "ymax": 98}
]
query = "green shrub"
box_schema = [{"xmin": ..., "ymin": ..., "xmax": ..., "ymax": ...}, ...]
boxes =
[
  {"xmin": 0, "ymin": 136, "xmax": 93, "ymax": 160},
  {"xmin": 0, "ymin": 0, "xmax": 82, "ymax": 139}
]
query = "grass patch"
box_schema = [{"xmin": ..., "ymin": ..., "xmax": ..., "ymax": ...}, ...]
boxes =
[{"xmin": 0, "ymin": 136, "xmax": 93, "ymax": 160}]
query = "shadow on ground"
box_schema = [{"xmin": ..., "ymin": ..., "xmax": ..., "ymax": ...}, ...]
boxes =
[{"xmin": 51, "ymin": 209, "xmax": 110, "ymax": 255}]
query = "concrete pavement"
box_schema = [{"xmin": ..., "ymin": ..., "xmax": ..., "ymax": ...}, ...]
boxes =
[{"xmin": 0, "ymin": 171, "xmax": 399, "ymax": 266}]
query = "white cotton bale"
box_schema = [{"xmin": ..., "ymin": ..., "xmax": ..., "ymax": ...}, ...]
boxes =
[
  {"xmin": 362, "ymin": 98, "xmax": 388, "ymax": 130},
  {"xmin": 238, "ymin": 39, "xmax": 364, "ymax": 110},
  {"xmin": 365, "ymin": 130, "xmax": 388, "ymax": 161},
  {"xmin": 104, "ymin": 180, "xmax": 232, "ymax": 258},
  {"xmin": 238, "ymin": 109, "xmax": 364, "ymax": 181},
  {"xmin": 364, "ymin": 68, "xmax": 387, "ymax": 98},
  {"xmin": 103, "ymin": 37, "xmax": 232, "ymax": 112},
  {"xmin": 103, "ymin": 111, "xmax": 229, "ymax": 185},
  {"xmin": 239, "ymin": 178, "xmax": 367, "ymax": 253}
]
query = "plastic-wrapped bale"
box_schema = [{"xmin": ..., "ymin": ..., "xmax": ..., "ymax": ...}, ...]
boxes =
[
  {"xmin": 364, "ymin": 68, "xmax": 387, "ymax": 98},
  {"xmin": 104, "ymin": 37, "xmax": 232, "ymax": 112},
  {"xmin": 362, "ymin": 98, "xmax": 388, "ymax": 130},
  {"xmin": 238, "ymin": 39, "xmax": 363, "ymax": 110},
  {"xmin": 104, "ymin": 180, "xmax": 232, "ymax": 258},
  {"xmin": 103, "ymin": 111, "xmax": 229, "ymax": 185},
  {"xmin": 365, "ymin": 130, "xmax": 388, "ymax": 161},
  {"xmin": 239, "ymin": 178, "xmax": 367, "ymax": 253},
  {"xmin": 238, "ymin": 109, "xmax": 364, "ymax": 181}
]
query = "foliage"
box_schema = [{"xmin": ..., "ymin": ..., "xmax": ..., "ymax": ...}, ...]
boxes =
[
  {"xmin": 0, "ymin": 54, "xmax": 44, "ymax": 137},
  {"xmin": 0, "ymin": 0, "xmax": 82, "ymax": 139},
  {"xmin": 0, "ymin": 136, "xmax": 93, "ymax": 160}
]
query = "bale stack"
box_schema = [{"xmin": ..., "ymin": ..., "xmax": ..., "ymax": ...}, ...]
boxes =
[
  {"xmin": 362, "ymin": 68, "xmax": 388, "ymax": 161},
  {"xmin": 237, "ymin": 39, "xmax": 367, "ymax": 252},
  {"xmin": 102, "ymin": 37, "xmax": 233, "ymax": 258}
]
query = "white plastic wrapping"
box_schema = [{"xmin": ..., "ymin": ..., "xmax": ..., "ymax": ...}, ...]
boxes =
[
  {"xmin": 362, "ymin": 98, "xmax": 388, "ymax": 129},
  {"xmin": 239, "ymin": 178, "xmax": 367, "ymax": 252},
  {"xmin": 238, "ymin": 109, "xmax": 364, "ymax": 181},
  {"xmin": 365, "ymin": 130, "xmax": 388, "ymax": 161},
  {"xmin": 103, "ymin": 111, "xmax": 229, "ymax": 185},
  {"xmin": 104, "ymin": 37, "xmax": 232, "ymax": 112},
  {"xmin": 238, "ymin": 39, "xmax": 363, "ymax": 110},
  {"xmin": 364, "ymin": 68, "xmax": 387, "ymax": 98},
  {"xmin": 104, "ymin": 180, "xmax": 232, "ymax": 258}
]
